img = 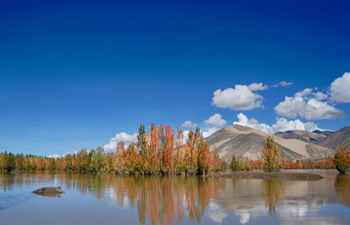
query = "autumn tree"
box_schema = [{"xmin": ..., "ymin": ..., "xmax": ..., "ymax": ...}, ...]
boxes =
[
  {"xmin": 76, "ymin": 149, "xmax": 90, "ymax": 172},
  {"xmin": 261, "ymin": 136, "xmax": 283, "ymax": 172},
  {"xmin": 148, "ymin": 124, "xmax": 162, "ymax": 174},
  {"xmin": 106, "ymin": 152, "xmax": 114, "ymax": 171},
  {"xmin": 174, "ymin": 127, "xmax": 185, "ymax": 172},
  {"xmin": 197, "ymin": 136, "xmax": 212, "ymax": 175},
  {"xmin": 334, "ymin": 145, "xmax": 350, "ymax": 174},
  {"xmin": 211, "ymin": 148, "xmax": 221, "ymax": 172},
  {"xmin": 184, "ymin": 130, "xmax": 198, "ymax": 174},
  {"xmin": 162, "ymin": 125, "xmax": 174, "ymax": 174},
  {"xmin": 113, "ymin": 142, "xmax": 126, "ymax": 173},
  {"xmin": 125, "ymin": 143, "xmax": 143, "ymax": 173},
  {"xmin": 14, "ymin": 153, "xmax": 25, "ymax": 171}
]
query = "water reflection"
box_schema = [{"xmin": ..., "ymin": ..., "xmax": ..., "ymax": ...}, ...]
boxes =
[
  {"xmin": 1, "ymin": 171, "xmax": 350, "ymax": 224},
  {"xmin": 335, "ymin": 174, "xmax": 350, "ymax": 206},
  {"xmin": 261, "ymin": 179, "xmax": 284, "ymax": 213}
]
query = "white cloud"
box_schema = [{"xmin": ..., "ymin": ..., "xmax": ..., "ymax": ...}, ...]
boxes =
[
  {"xmin": 181, "ymin": 120, "xmax": 197, "ymax": 128},
  {"xmin": 104, "ymin": 132, "xmax": 138, "ymax": 152},
  {"xmin": 239, "ymin": 212, "xmax": 250, "ymax": 224},
  {"xmin": 212, "ymin": 84, "xmax": 265, "ymax": 110},
  {"xmin": 248, "ymin": 82, "xmax": 268, "ymax": 91},
  {"xmin": 274, "ymin": 88, "xmax": 345, "ymax": 120},
  {"xmin": 207, "ymin": 202, "xmax": 228, "ymax": 223},
  {"xmin": 272, "ymin": 117, "xmax": 321, "ymax": 132},
  {"xmin": 313, "ymin": 91, "xmax": 328, "ymax": 101},
  {"xmin": 276, "ymin": 81, "xmax": 293, "ymax": 87},
  {"xmin": 47, "ymin": 154, "xmax": 60, "ymax": 158},
  {"xmin": 202, "ymin": 127, "xmax": 219, "ymax": 138},
  {"xmin": 234, "ymin": 113, "xmax": 273, "ymax": 134},
  {"xmin": 181, "ymin": 127, "xmax": 218, "ymax": 142},
  {"xmin": 330, "ymin": 72, "xmax": 350, "ymax": 103},
  {"xmin": 204, "ymin": 113, "xmax": 226, "ymax": 126},
  {"xmin": 233, "ymin": 113, "xmax": 322, "ymax": 134}
]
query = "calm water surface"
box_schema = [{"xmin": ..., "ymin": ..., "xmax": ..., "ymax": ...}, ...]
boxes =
[{"xmin": 0, "ymin": 170, "xmax": 349, "ymax": 225}]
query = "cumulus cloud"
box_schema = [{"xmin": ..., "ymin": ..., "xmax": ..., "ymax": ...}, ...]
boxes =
[
  {"xmin": 234, "ymin": 113, "xmax": 273, "ymax": 134},
  {"xmin": 330, "ymin": 72, "xmax": 350, "ymax": 103},
  {"xmin": 104, "ymin": 132, "xmax": 138, "ymax": 151},
  {"xmin": 204, "ymin": 113, "xmax": 226, "ymax": 126},
  {"xmin": 212, "ymin": 84, "xmax": 265, "ymax": 110},
  {"xmin": 181, "ymin": 120, "xmax": 197, "ymax": 128},
  {"xmin": 233, "ymin": 113, "xmax": 322, "ymax": 134},
  {"xmin": 274, "ymin": 88, "xmax": 345, "ymax": 120},
  {"xmin": 272, "ymin": 117, "xmax": 321, "ymax": 132}
]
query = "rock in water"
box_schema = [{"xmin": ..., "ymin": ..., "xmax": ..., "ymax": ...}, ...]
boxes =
[{"xmin": 32, "ymin": 186, "xmax": 65, "ymax": 197}]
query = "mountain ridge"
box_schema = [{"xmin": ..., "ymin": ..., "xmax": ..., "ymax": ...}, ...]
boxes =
[{"xmin": 205, "ymin": 124, "xmax": 348, "ymax": 161}]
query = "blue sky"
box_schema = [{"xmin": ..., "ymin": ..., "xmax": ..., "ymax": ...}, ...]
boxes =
[{"xmin": 1, "ymin": 0, "xmax": 350, "ymax": 156}]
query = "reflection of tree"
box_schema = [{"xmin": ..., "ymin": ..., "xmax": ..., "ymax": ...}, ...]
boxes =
[
  {"xmin": 261, "ymin": 179, "xmax": 285, "ymax": 213},
  {"xmin": 108, "ymin": 176, "xmax": 225, "ymax": 225},
  {"xmin": 0, "ymin": 173, "xmax": 15, "ymax": 191},
  {"xmin": 335, "ymin": 174, "xmax": 350, "ymax": 205},
  {"xmin": 1, "ymin": 172, "xmax": 227, "ymax": 224}
]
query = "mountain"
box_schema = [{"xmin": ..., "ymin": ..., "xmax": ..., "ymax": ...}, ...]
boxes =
[
  {"xmin": 205, "ymin": 124, "xmax": 336, "ymax": 161},
  {"xmin": 318, "ymin": 126, "xmax": 350, "ymax": 151},
  {"xmin": 274, "ymin": 130, "xmax": 332, "ymax": 144}
]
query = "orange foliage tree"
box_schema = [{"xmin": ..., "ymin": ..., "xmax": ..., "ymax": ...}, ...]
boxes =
[
  {"xmin": 113, "ymin": 142, "xmax": 126, "ymax": 173},
  {"xmin": 197, "ymin": 136, "xmax": 212, "ymax": 175},
  {"xmin": 162, "ymin": 125, "xmax": 174, "ymax": 174},
  {"xmin": 334, "ymin": 145, "xmax": 350, "ymax": 174}
]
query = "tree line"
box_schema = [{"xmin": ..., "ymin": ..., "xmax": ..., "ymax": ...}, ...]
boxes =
[
  {"xmin": 1, "ymin": 124, "xmax": 349, "ymax": 174},
  {"xmin": 0, "ymin": 124, "xmax": 226, "ymax": 175}
]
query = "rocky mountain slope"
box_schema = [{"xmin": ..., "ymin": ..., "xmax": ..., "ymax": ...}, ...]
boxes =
[
  {"xmin": 274, "ymin": 130, "xmax": 332, "ymax": 144},
  {"xmin": 318, "ymin": 126, "xmax": 350, "ymax": 150},
  {"xmin": 205, "ymin": 124, "xmax": 339, "ymax": 161}
]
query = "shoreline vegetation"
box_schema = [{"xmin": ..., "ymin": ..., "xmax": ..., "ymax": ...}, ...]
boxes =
[{"xmin": 1, "ymin": 124, "xmax": 349, "ymax": 176}]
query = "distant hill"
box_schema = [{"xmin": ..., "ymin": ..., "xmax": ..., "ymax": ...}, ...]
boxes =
[
  {"xmin": 274, "ymin": 130, "xmax": 332, "ymax": 144},
  {"xmin": 205, "ymin": 124, "xmax": 337, "ymax": 161},
  {"xmin": 318, "ymin": 126, "xmax": 350, "ymax": 151}
]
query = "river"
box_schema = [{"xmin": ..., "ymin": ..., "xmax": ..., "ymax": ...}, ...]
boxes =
[{"xmin": 0, "ymin": 170, "xmax": 349, "ymax": 225}]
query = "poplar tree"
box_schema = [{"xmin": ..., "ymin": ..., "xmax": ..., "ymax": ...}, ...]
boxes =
[
  {"xmin": 261, "ymin": 136, "xmax": 283, "ymax": 172},
  {"xmin": 334, "ymin": 145, "xmax": 350, "ymax": 174}
]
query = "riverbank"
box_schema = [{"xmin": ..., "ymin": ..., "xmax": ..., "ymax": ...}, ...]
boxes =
[{"xmin": 216, "ymin": 170, "xmax": 324, "ymax": 180}]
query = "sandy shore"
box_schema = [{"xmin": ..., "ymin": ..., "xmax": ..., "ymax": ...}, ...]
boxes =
[{"xmin": 216, "ymin": 171, "xmax": 324, "ymax": 180}]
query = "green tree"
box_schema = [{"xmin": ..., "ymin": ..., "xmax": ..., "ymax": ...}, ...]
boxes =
[
  {"xmin": 90, "ymin": 146, "xmax": 107, "ymax": 173},
  {"xmin": 243, "ymin": 157, "xmax": 251, "ymax": 171},
  {"xmin": 229, "ymin": 155, "xmax": 240, "ymax": 171},
  {"xmin": 261, "ymin": 136, "xmax": 283, "ymax": 172},
  {"xmin": 0, "ymin": 151, "xmax": 15, "ymax": 172},
  {"xmin": 76, "ymin": 149, "xmax": 90, "ymax": 172},
  {"xmin": 334, "ymin": 145, "xmax": 350, "ymax": 174}
]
